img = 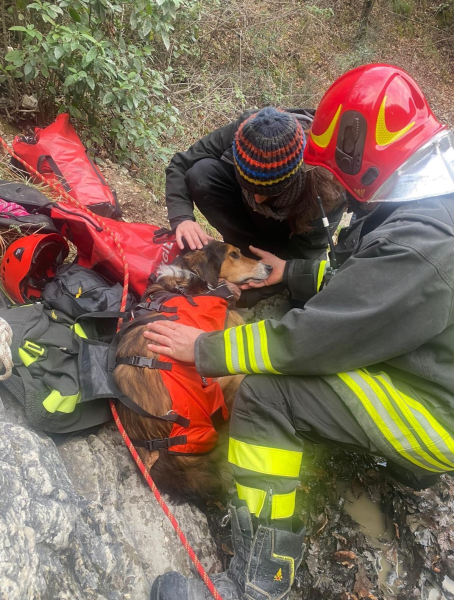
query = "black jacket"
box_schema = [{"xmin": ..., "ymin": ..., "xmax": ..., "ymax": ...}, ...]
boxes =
[{"xmin": 166, "ymin": 109, "xmax": 317, "ymax": 227}]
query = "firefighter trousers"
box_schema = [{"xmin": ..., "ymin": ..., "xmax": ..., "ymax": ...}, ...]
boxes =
[{"xmin": 229, "ymin": 374, "xmax": 446, "ymax": 522}]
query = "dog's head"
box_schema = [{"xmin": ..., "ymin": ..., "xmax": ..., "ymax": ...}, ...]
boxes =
[{"xmin": 157, "ymin": 241, "xmax": 272, "ymax": 290}]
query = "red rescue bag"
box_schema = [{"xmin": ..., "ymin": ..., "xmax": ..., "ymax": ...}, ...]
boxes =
[
  {"xmin": 50, "ymin": 203, "xmax": 179, "ymax": 297},
  {"xmin": 12, "ymin": 114, "xmax": 121, "ymax": 219}
]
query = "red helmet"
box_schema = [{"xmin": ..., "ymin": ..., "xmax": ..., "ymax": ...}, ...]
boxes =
[
  {"xmin": 1, "ymin": 233, "xmax": 69, "ymax": 304},
  {"xmin": 304, "ymin": 64, "xmax": 445, "ymax": 202}
]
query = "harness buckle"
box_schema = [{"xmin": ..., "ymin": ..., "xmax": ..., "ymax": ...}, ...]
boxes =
[
  {"xmin": 130, "ymin": 355, "xmax": 145, "ymax": 367},
  {"xmin": 144, "ymin": 438, "xmax": 170, "ymax": 451}
]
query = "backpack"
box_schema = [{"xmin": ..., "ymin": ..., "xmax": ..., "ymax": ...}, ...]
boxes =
[
  {"xmin": 0, "ymin": 302, "xmax": 113, "ymax": 433},
  {"xmin": 0, "ymin": 264, "xmax": 137, "ymax": 433}
]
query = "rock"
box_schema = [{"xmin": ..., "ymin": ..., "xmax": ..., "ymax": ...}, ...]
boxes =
[
  {"xmin": 22, "ymin": 94, "xmax": 38, "ymax": 109},
  {"xmin": 237, "ymin": 292, "xmax": 291, "ymax": 323},
  {"xmin": 0, "ymin": 390, "xmax": 221, "ymax": 600}
]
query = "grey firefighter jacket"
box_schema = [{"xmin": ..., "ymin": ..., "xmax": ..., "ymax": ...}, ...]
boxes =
[{"xmin": 195, "ymin": 195, "xmax": 454, "ymax": 466}]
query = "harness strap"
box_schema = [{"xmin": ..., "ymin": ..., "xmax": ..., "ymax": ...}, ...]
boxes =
[
  {"xmin": 107, "ymin": 313, "xmax": 189, "ymax": 426},
  {"xmin": 116, "ymin": 355, "xmax": 172, "ymax": 371},
  {"xmin": 136, "ymin": 300, "xmax": 178, "ymax": 314},
  {"xmin": 130, "ymin": 435, "xmax": 187, "ymax": 452}
]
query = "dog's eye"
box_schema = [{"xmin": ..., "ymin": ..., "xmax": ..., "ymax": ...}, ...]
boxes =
[{"xmin": 230, "ymin": 252, "xmax": 240, "ymax": 260}]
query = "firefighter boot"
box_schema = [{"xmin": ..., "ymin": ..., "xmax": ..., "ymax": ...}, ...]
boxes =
[{"xmin": 150, "ymin": 503, "xmax": 306, "ymax": 600}]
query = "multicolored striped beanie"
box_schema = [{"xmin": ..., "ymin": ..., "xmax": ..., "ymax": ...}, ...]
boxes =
[{"xmin": 232, "ymin": 107, "xmax": 306, "ymax": 196}]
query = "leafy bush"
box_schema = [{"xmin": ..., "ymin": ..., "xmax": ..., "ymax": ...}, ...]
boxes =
[{"xmin": 1, "ymin": 0, "xmax": 200, "ymax": 164}]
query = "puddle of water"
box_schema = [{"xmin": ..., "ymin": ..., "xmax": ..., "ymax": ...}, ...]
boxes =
[{"xmin": 337, "ymin": 480, "xmax": 396, "ymax": 593}]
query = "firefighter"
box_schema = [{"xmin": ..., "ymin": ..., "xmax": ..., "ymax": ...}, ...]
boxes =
[
  {"xmin": 146, "ymin": 64, "xmax": 454, "ymax": 600},
  {"xmin": 165, "ymin": 106, "xmax": 345, "ymax": 261}
]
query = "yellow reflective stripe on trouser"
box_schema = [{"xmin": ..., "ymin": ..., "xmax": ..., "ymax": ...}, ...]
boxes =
[
  {"xmin": 224, "ymin": 322, "xmax": 281, "ymax": 375},
  {"xmin": 316, "ymin": 260, "xmax": 327, "ymax": 292},
  {"xmin": 229, "ymin": 438, "xmax": 302, "ymax": 477},
  {"xmin": 338, "ymin": 371, "xmax": 449, "ymax": 472},
  {"xmin": 236, "ymin": 483, "xmax": 296, "ymax": 519},
  {"xmin": 375, "ymin": 373, "xmax": 454, "ymax": 469},
  {"xmin": 42, "ymin": 389, "xmax": 80, "ymax": 414}
]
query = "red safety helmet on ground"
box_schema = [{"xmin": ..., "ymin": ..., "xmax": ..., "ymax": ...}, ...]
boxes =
[
  {"xmin": 1, "ymin": 233, "xmax": 69, "ymax": 303},
  {"xmin": 304, "ymin": 63, "xmax": 445, "ymax": 202}
]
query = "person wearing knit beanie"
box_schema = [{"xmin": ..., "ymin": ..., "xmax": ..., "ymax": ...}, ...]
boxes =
[
  {"xmin": 165, "ymin": 106, "xmax": 346, "ymax": 307},
  {"xmin": 232, "ymin": 107, "xmax": 305, "ymax": 196}
]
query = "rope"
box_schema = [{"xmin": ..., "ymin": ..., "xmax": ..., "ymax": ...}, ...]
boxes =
[
  {"xmin": 0, "ymin": 135, "xmax": 224, "ymax": 600},
  {"xmin": 0, "ymin": 317, "xmax": 13, "ymax": 380}
]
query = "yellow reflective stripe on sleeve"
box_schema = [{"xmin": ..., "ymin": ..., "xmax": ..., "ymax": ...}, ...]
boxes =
[
  {"xmin": 316, "ymin": 260, "xmax": 327, "ymax": 292},
  {"xmin": 42, "ymin": 389, "xmax": 80, "ymax": 414},
  {"xmin": 376, "ymin": 374, "xmax": 454, "ymax": 469},
  {"xmin": 245, "ymin": 324, "xmax": 261, "ymax": 374},
  {"xmin": 236, "ymin": 326, "xmax": 251, "ymax": 374},
  {"xmin": 224, "ymin": 322, "xmax": 281, "ymax": 375},
  {"xmin": 271, "ymin": 490, "xmax": 296, "ymax": 520},
  {"xmin": 71, "ymin": 323, "xmax": 88, "ymax": 339},
  {"xmin": 338, "ymin": 372, "xmax": 441, "ymax": 472},
  {"xmin": 224, "ymin": 328, "xmax": 236, "ymax": 374},
  {"xmin": 257, "ymin": 321, "xmax": 281, "ymax": 374},
  {"xmin": 229, "ymin": 438, "xmax": 302, "ymax": 477},
  {"xmin": 358, "ymin": 371, "xmax": 448, "ymax": 471},
  {"xmin": 236, "ymin": 482, "xmax": 266, "ymax": 516}
]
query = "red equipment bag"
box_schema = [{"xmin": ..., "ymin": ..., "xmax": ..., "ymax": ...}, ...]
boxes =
[
  {"xmin": 12, "ymin": 114, "xmax": 121, "ymax": 219},
  {"xmin": 50, "ymin": 203, "xmax": 179, "ymax": 297}
]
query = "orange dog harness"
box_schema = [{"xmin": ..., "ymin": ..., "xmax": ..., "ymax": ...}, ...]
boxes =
[{"xmin": 109, "ymin": 286, "xmax": 232, "ymax": 455}]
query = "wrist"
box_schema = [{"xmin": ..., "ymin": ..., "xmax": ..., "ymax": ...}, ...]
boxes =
[{"xmin": 170, "ymin": 215, "xmax": 196, "ymax": 229}]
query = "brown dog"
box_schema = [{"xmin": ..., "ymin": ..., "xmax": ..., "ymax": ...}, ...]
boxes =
[{"xmin": 113, "ymin": 241, "xmax": 271, "ymax": 503}]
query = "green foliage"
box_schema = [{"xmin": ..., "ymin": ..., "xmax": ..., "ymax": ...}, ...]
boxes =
[
  {"xmin": 391, "ymin": 0, "xmax": 414, "ymax": 16},
  {"xmin": 1, "ymin": 0, "xmax": 200, "ymax": 165},
  {"xmin": 434, "ymin": 1, "xmax": 454, "ymax": 27}
]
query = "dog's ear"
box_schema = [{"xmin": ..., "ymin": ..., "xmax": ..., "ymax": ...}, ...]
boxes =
[{"xmin": 187, "ymin": 242, "xmax": 228, "ymax": 288}]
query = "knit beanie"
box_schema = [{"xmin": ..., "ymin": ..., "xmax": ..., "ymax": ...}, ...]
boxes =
[{"xmin": 232, "ymin": 107, "xmax": 306, "ymax": 196}]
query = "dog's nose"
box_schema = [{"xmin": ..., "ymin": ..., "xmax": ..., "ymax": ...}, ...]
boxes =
[{"xmin": 265, "ymin": 264, "xmax": 273, "ymax": 274}]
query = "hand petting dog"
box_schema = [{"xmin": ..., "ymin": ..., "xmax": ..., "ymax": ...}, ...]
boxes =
[
  {"xmin": 144, "ymin": 320, "xmax": 203, "ymax": 363},
  {"xmin": 241, "ymin": 246, "xmax": 284, "ymax": 288}
]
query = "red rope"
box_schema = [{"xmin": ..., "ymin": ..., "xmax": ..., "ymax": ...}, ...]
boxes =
[{"xmin": 0, "ymin": 135, "xmax": 224, "ymax": 600}]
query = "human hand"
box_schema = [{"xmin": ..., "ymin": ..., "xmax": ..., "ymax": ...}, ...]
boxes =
[
  {"xmin": 240, "ymin": 246, "xmax": 286, "ymax": 289},
  {"xmin": 218, "ymin": 278, "xmax": 241, "ymax": 301},
  {"xmin": 144, "ymin": 320, "xmax": 205, "ymax": 363},
  {"xmin": 175, "ymin": 220, "xmax": 214, "ymax": 250}
]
